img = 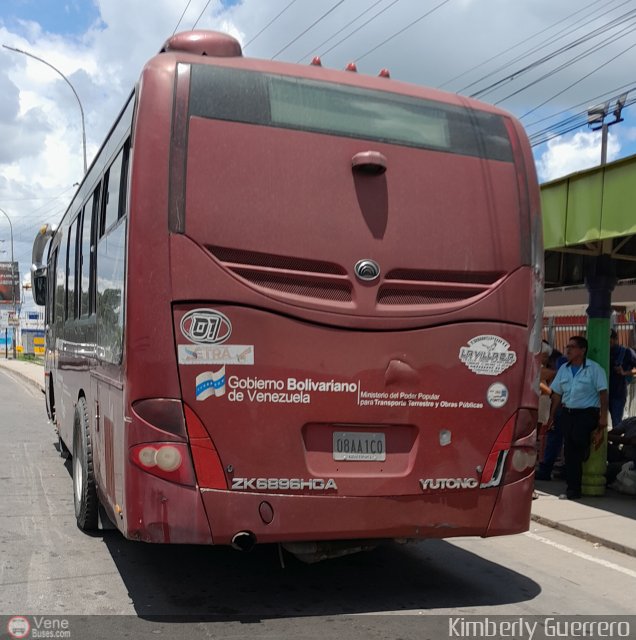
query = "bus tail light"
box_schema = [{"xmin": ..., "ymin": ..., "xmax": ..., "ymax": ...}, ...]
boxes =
[
  {"xmin": 481, "ymin": 410, "xmax": 537, "ymax": 487},
  {"xmin": 131, "ymin": 398, "xmax": 187, "ymax": 438},
  {"xmin": 511, "ymin": 447, "xmax": 537, "ymax": 473},
  {"xmin": 130, "ymin": 443, "xmax": 196, "ymax": 486}
]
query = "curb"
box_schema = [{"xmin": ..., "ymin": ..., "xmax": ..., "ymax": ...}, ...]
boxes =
[
  {"xmin": 0, "ymin": 365, "xmax": 45, "ymax": 395},
  {"xmin": 530, "ymin": 513, "xmax": 636, "ymax": 558}
]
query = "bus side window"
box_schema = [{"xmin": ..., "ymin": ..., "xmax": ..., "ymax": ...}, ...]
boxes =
[
  {"xmin": 55, "ymin": 237, "xmax": 66, "ymax": 325},
  {"xmin": 96, "ymin": 139, "xmax": 130, "ymax": 363},
  {"xmin": 66, "ymin": 217, "xmax": 79, "ymax": 320},
  {"xmin": 46, "ymin": 248, "xmax": 57, "ymax": 326},
  {"xmin": 89, "ymin": 184, "xmax": 100, "ymax": 315},
  {"xmin": 101, "ymin": 147, "xmax": 125, "ymax": 236},
  {"xmin": 80, "ymin": 192, "xmax": 95, "ymax": 317}
]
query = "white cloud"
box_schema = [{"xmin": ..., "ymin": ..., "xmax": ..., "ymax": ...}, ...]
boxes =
[{"xmin": 535, "ymin": 130, "xmax": 621, "ymax": 183}]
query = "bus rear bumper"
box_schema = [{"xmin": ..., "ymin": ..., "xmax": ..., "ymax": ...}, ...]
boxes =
[{"xmin": 200, "ymin": 488, "xmax": 507, "ymax": 545}]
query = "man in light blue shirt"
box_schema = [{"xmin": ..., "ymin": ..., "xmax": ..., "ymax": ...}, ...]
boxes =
[{"xmin": 543, "ymin": 336, "xmax": 608, "ymax": 499}]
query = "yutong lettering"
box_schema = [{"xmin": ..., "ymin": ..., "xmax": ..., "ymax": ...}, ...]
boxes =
[
  {"xmin": 420, "ymin": 478, "xmax": 478, "ymax": 490},
  {"xmin": 232, "ymin": 478, "xmax": 338, "ymax": 491}
]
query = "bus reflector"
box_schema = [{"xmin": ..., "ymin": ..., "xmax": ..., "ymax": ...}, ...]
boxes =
[
  {"xmin": 184, "ymin": 404, "xmax": 227, "ymax": 489},
  {"xmin": 130, "ymin": 443, "xmax": 195, "ymax": 486}
]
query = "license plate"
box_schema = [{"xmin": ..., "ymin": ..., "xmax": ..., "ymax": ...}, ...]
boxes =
[{"xmin": 333, "ymin": 431, "xmax": 386, "ymax": 461}]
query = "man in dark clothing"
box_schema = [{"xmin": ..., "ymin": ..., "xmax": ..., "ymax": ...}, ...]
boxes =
[
  {"xmin": 609, "ymin": 329, "xmax": 636, "ymax": 428},
  {"xmin": 543, "ymin": 336, "xmax": 608, "ymax": 500}
]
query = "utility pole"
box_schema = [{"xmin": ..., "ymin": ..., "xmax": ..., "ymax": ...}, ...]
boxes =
[
  {"xmin": 581, "ymin": 93, "xmax": 628, "ymax": 495},
  {"xmin": 587, "ymin": 93, "xmax": 628, "ymax": 166},
  {"xmin": 0, "ymin": 207, "xmax": 17, "ymax": 359}
]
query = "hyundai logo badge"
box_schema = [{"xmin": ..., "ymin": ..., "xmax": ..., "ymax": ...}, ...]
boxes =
[{"xmin": 354, "ymin": 259, "xmax": 381, "ymax": 282}]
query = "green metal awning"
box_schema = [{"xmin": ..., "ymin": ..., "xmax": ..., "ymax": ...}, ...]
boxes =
[{"xmin": 541, "ymin": 153, "xmax": 636, "ymax": 251}]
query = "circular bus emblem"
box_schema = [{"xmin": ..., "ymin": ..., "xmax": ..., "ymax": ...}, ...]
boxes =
[
  {"xmin": 354, "ymin": 259, "xmax": 380, "ymax": 282},
  {"xmin": 180, "ymin": 309, "xmax": 232, "ymax": 345},
  {"xmin": 7, "ymin": 617, "xmax": 31, "ymax": 640}
]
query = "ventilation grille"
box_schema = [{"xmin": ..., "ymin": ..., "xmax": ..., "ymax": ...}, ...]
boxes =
[
  {"xmin": 385, "ymin": 269, "xmax": 503, "ymax": 285},
  {"xmin": 377, "ymin": 270, "xmax": 504, "ymax": 306},
  {"xmin": 207, "ymin": 245, "xmax": 352, "ymax": 303},
  {"xmin": 207, "ymin": 245, "xmax": 503, "ymax": 309},
  {"xmin": 378, "ymin": 289, "xmax": 476, "ymax": 305},
  {"xmin": 234, "ymin": 269, "xmax": 352, "ymax": 302},
  {"xmin": 208, "ymin": 246, "xmax": 345, "ymax": 275}
]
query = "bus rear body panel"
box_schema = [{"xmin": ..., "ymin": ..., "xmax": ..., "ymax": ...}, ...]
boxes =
[
  {"xmin": 38, "ymin": 35, "xmax": 542, "ymax": 550},
  {"xmin": 144, "ymin": 60, "xmax": 539, "ymax": 545}
]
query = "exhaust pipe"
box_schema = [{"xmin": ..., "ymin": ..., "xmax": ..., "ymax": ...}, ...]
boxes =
[{"xmin": 231, "ymin": 531, "xmax": 256, "ymax": 552}]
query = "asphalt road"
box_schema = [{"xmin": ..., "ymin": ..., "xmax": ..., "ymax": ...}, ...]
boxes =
[{"xmin": 1, "ymin": 368, "xmax": 635, "ymax": 639}]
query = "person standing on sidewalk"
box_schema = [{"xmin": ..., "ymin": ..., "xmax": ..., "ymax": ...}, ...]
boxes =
[
  {"xmin": 536, "ymin": 341, "xmax": 567, "ymax": 481},
  {"xmin": 542, "ymin": 336, "xmax": 608, "ymax": 500},
  {"xmin": 609, "ymin": 328, "xmax": 636, "ymax": 428}
]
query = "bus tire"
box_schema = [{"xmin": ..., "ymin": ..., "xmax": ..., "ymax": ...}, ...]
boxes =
[{"xmin": 72, "ymin": 397, "xmax": 98, "ymax": 530}]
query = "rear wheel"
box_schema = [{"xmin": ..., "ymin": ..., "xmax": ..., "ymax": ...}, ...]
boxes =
[{"xmin": 72, "ymin": 397, "xmax": 98, "ymax": 530}]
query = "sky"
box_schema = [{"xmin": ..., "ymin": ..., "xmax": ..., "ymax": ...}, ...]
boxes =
[{"xmin": 1, "ymin": 0, "xmax": 636, "ymax": 313}]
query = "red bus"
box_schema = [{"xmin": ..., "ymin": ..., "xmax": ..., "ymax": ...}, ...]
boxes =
[{"xmin": 32, "ymin": 31, "xmax": 542, "ymax": 561}]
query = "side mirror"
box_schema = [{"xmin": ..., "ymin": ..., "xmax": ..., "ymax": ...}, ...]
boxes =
[
  {"xmin": 33, "ymin": 271, "xmax": 47, "ymax": 306},
  {"xmin": 31, "ymin": 223, "xmax": 56, "ymax": 307}
]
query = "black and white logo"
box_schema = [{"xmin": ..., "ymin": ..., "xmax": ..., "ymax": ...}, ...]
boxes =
[
  {"xmin": 354, "ymin": 259, "xmax": 380, "ymax": 281},
  {"xmin": 180, "ymin": 309, "xmax": 232, "ymax": 345}
]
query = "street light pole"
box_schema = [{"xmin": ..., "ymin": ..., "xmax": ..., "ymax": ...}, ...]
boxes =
[
  {"xmin": 0, "ymin": 207, "xmax": 17, "ymax": 359},
  {"xmin": 587, "ymin": 93, "xmax": 628, "ymax": 167},
  {"xmin": 3, "ymin": 44, "xmax": 87, "ymax": 175}
]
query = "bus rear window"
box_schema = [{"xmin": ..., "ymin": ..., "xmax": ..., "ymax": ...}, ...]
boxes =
[{"xmin": 189, "ymin": 65, "xmax": 513, "ymax": 162}]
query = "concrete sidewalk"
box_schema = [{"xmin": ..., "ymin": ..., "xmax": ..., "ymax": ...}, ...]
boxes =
[
  {"xmin": 0, "ymin": 356, "xmax": 45, "ymax": 394},
  {"xmin": 2, "ymin": 357, "xmax": 635, "ymax": 557},
  {"xmin": 532, "ymin": 479, "xmax": 636, "ymax": 557}
]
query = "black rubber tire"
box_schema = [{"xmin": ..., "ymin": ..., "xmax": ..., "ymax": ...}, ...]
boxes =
[{"xmin": 72, "ymin": 397, "xmax": 99, "ymax": 530}]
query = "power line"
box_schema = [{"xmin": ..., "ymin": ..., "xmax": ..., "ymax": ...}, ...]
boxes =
[
  {"xmin": 192, "ymin": 0, "xmax": 214, "ymax": 30},
  {"xmin": 172, "ymin": 0, "xmax": 194, "ymax": 35},
  {"xmin": 295, "ymin": 0, "xmax": 386, "ymax": 63},
  {"xmin": 440, "ymin": 0, "xmax": 609, "ymax": 91},
  {"xmin": 525, "ymin": 80, "xmax": 636, "ymax": 130},
  {"xmin": 469, "ymin": 7, "xmax": 636, "ymax": 99},
  {"xmin": 495, "ymin": 22, "xmax": 636, "ymax": 109},
  {"xmin": 354, "ymin": 0, "xmax": 452, "ymax": 63},
  {"xmin": 455, "ymin": 0, "xmax": 629, "ymax": 94},
  {"xmin": 529, "ymin": 97, "xmax": 636, "ymax": 147},
  {"xmin": 318, "ymin": 0, "xmax": 401, "ymax": 60},
  {"xmin": 271, "ymin": 1, "xmax": 346, "ymax": 60},
  {"xmin": 244, "ymin": 0, "xmax": 299, "ymax": 49}
]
